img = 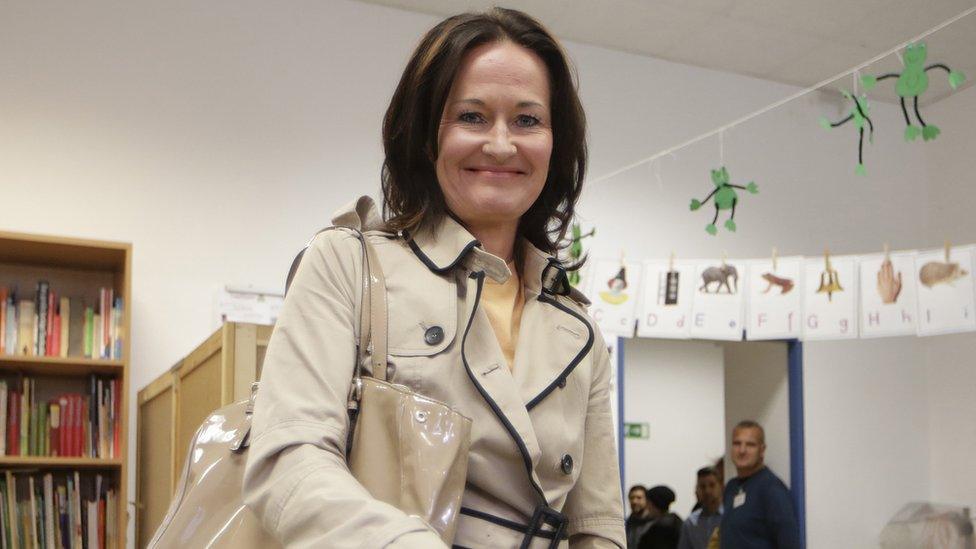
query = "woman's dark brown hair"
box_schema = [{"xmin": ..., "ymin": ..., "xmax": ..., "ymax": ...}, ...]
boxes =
[{"xmin": 381, "ymin": 7, "xmax": 586, "ymax": 259}]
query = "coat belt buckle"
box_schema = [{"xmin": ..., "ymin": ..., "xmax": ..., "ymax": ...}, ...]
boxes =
[{"xmin": 520, "ymin": 505, "xmax": 567, "ymax": 549}]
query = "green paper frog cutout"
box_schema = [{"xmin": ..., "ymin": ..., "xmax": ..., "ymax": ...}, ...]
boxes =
[
  {"xmin": 689, "ymin": 167, "xmax": 758, "ymax": 235},
  {"xmin": 819, "ymin": 91, "xmax": 875, "ymax": 176},
  {"xmin": 566, "ymin": 223, "xmax": 595, "ymax": 286},
  {"xmin": 861, "ymin": 42, "xmax": 967, "ymax": 142}
]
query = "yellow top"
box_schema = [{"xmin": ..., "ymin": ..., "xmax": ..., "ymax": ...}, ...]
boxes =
[{"xmin": 482, "ymin": 262, "xmax": 525, "ymax": 370}]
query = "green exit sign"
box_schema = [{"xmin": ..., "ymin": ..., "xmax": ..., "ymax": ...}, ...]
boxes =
[{"xmin": 624, "ymin": 423, "xmax": 649, "ymax": 439}]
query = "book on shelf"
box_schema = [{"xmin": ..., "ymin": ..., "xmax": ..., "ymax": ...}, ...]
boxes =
[
  {"xmin": 0, "ymin": 470, "xmax": 116, "ymax": 549},
  {"xmin": 1, "ymin": 375, "xmax": 119, "ymax": 460},
  {"xmin": 0, "ymin": 285, "xmax": 123, "ymax": 361}
]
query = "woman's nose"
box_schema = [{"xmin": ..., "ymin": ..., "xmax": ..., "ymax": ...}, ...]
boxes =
[{"xmin": 482, "ymin": 122, "xmax": 517, "ymax": 161}]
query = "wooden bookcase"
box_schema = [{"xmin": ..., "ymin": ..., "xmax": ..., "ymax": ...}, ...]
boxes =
[
  {"xmin": 0, "ymin": 230, "xmax": 131, "ymax": 548},
  {"xmin": 135, "ymin": 322, "xmax": 272, "ymax": 547}
]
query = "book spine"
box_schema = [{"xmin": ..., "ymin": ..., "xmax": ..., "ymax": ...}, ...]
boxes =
[
  {"xmin": 0, "ymin": 287, "xmax": 7, "ymax": 355},
  {"xmin": 35, "ymin": 282, "xmax": 48, "ymax": 357}
]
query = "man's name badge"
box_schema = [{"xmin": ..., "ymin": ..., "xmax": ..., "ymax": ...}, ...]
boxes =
[{"xmin": 733, "ymin": 489, "xmax": 746, "ymax": 508}]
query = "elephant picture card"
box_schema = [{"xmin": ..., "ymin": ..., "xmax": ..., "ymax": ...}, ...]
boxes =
[
  {"xmin": 690, "ymin": 261, "xmax": 746, "ymax": 340},
  {"xmin": 636, "ymin": 260, "xmax": 697, "ymax": 339},
  {"xmin": 858, "ymin": 252, "xmax": 919, "ymax": 338},
  {"xmin": 802, "ymin": 255, "xmax": 858, "ymax": 340},
  {"xmin": 586, "ymin": 258, "xmax": 644, "ymax": 338},
  {"xmin": 915, "ymin": 245, "xmax": 976, "ymax": 336},
  {"xmin": 745, "ymin": 257, "xmax": 803, "ymax": 340}
]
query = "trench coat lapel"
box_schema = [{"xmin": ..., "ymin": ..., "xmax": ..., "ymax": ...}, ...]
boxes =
[{"xmin": 514, "ymin": 245, "xmax": 594, "ymax": 411}]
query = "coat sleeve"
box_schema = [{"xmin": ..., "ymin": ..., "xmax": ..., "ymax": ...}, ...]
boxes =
[
  {"xmin": 562, "ymin": 325, "xmax": 627, "ymax": 548},
  {"xmin": 242, "ymin": 230, "xmax": 446, "ymax": 548}
]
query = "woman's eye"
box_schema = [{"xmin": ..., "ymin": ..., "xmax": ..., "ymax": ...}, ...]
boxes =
[
  {"xmin": 515, "ymin": 114, "xmax": 541, "ymax": 128},
  {"xmin": 458, "ymin": 111, "xmax": 485, "ymax": 124}
]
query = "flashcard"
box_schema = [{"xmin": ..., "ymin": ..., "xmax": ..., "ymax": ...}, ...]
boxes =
[
  {"xmin": 858, "ymin": 252, "xmax": 918, "ymax": 338},
  {"xmin": 690, "ymin": 260, "xmax": 746, "ymax": 340},
  {"xmin": 745, "ymin": 257, "xmax": 803, "ymax": 340},
  {"xmin": 915, "ymin": 245, "xmax": 976, "ymax": 336},
  {"xmin": 802, "ymin": 255, "xmax": 858, "ymax": 340},
  {"xmin": 636, "ymin": 261, "xmax": 696, "ymax": 339},
  {"xmin": 586, "ymin": 258, "xmax": 643, "ymax": 337}
]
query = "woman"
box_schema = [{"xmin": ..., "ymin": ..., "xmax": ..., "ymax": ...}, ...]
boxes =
[{"xmin": 243, "ymin": 8, "xmax": 625, "ymax": 548}]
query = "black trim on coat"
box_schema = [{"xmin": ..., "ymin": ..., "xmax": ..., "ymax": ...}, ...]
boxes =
[
  {"xmin": 525, "ymin": 294, "xmax": 595, "ymax": 411},
  {"xmin": 458, "ymin": 507, "xmax": 565, "ymax": 540},
  {"xmin": 460, "ymin": 271, "xmax": 548, "ymax": 505},
  {"xmin": 404, "ymin": 229, "xmax": 480, "ymax": 274}
]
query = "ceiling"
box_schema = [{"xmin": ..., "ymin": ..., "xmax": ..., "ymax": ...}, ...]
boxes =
[{"xmin": 357, "ymin": 0, "xmax": 976, "ymax": 104}]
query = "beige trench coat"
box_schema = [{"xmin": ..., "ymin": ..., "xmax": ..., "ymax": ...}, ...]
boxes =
[{"xmin": 243, "ymin": 197, "xmax": 625, "ymax": 548}]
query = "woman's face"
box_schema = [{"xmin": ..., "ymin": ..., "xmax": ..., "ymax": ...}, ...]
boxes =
[{"xmin": 436, "ymin": 40, "xmax": 553, "ymax": 230}]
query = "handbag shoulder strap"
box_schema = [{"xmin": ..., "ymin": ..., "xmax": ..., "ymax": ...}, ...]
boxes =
[{"xmin": 285, "ymin": 226, "xmax": 388, "ymax": 383}]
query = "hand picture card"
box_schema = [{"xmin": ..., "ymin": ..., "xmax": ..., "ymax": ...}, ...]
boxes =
[{"xmin": 858, "ymin": 252, "xmax": 918, "ymax": 338}]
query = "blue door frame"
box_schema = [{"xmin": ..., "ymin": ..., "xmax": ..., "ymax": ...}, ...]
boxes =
[{"xmin": 616, "ymin": 337, "xmax": 806, "ymax": 548}]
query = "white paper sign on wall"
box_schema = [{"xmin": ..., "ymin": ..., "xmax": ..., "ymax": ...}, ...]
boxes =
[
  {"xmin": 636, "ymin": 261, "xmax": 696, "ymax": 339},
  {"xmin": 586, "ymin": 259, "xmax": 643, "ymax": 337},
  {"xmin": 858, "ymin": 252, "xmax": 918, "ymax": 338},
  {"xmin": 690, "ymin": 260, "xmax": 745, "ymax": 341},
  {"xmin": 915, "ymin": 245, "xmax": 976, "ymax": 336},
  {"xmin": 745, "ymin": 257, "xmax": 803, "ymax": 340},
  {"xmin": 802, "ymin": 255, "xmax": 858, "ymax": 340}
]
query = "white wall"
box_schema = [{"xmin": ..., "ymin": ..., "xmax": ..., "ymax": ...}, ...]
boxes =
[
  {"xmin": 921, "ymin": 84, "xmax": 976, "ymax": 512},
  {"xmin": 622, "ymin": 339, "xmax": 725, "ymax": 516},
  {"xmin": 803, "ymin": 338, "xmax": 931, "ymax": 548},
  {"xmin": 722, "ymin": 342, "xmax": 791, "ymax": 487},
  {"xmin": 1, "ymin": 1, "xmax": 972, "ymax": 547}
]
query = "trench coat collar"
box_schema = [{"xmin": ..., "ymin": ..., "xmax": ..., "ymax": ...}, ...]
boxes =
[{"xmin": 406, "ymin": 210, "xmax": 590, "ymax": 304}]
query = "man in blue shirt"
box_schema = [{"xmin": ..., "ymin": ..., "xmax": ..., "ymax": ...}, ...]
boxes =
[
  {"xmin": 720, "ymin": 420, "xmax": 800, "ymax": 549},
  {"xmin": 678, "ymin": 467, "xmax": 723, "ymax": 549}
]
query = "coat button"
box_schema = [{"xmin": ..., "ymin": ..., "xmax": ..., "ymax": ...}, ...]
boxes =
[
  {"xmin": 560, "ymin": 454, "xmax": 574, "ymax": 475},
  {"xmin": 424, "ymin": 326, "xmax": 444, "ymax": 346}
]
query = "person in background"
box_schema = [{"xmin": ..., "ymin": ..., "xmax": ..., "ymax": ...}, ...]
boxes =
[
  {"xmin": 678, "ymin": 467, "xmax": 723, "ymax": 549},
  {"xmin": 720, "ymin": 420, "xmax": 800, "ymax": 549},
  {"xmin": 627, "ymin": 485, "xmax": 653, "ymax": 549},
  {"xmin": 638, "ymin": 485, "xmax": 683, "ymax": 549}
]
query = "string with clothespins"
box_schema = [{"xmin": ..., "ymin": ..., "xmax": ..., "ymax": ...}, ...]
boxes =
[{"xmin": 584, "ymin": 5, "xmax": 976, "ymax": 188}]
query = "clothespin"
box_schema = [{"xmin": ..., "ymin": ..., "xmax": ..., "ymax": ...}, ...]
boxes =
[
  {"xmin": 824, "ymin": 247, "xmax": 832, "ymax": 270},
  {"xmin": 945, "ymin": 240, "xmax": 951, "ymax": 262},
  {"xmin": 883, "ymin": 243, "xmax": 891, "ymax": 262},
  {"xmin": 620, "ymin": 249, "xmax": 626, "ymax": 266},
  {"xmin": 771, "ymin": 247, "xmax": 778, "ymax": 272},
  {"xmin": 668, "ymin": 250, "xmax": 675, "ymax": 272},
  {"xmin": 721, "ymin": 250, "xmax": 728, "ymax": 267}
]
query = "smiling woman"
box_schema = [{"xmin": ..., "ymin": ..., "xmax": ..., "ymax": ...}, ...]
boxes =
[{"xmin": 242, "ymin": 7, "xmax": 624, "ymax": 549}]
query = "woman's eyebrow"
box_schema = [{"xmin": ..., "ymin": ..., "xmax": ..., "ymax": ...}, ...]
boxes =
[{"xmin": 452, "ymin": 98, "xmax": 546, "ymax": 109}]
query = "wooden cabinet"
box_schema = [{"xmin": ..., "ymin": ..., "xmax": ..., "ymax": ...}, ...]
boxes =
[{"xmin": 135, "ymin": 322, "xmax": 272, "ymax": 547}]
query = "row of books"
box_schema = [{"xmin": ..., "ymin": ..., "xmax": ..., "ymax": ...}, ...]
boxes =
[
  {"xmin": 0, "ymin": 471, "xmax": 117, "ymax": 549},
  {"xmin": 0, "ymin": 378, "xmax": 121, "ymax": 459},
  {"xmin": 0, "ymin": 285, "xmax": 123, "ymax": 360}
]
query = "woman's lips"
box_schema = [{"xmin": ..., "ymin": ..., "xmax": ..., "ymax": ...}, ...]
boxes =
[{"xmin": 464, "ymin": 167, "xmax": 524, "ymax": 177}]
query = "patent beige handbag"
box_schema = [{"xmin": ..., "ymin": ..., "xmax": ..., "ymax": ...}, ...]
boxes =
[{"xmin": 148, "ymin": 228, "xmax": 473, "ymax": 548}]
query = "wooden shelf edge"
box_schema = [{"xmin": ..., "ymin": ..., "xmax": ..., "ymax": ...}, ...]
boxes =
[
  {"xmin": 0, "ymin": 456, "xmax": 122, "ymax": 468},
  {"xmin": 0, "ymin": 355, "xmax": 125, "ymax": 376}
]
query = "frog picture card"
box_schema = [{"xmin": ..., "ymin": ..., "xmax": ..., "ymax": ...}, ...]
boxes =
[{"xmin": 745, "ymin": 257, "xmax": 803, "ymax": 340}]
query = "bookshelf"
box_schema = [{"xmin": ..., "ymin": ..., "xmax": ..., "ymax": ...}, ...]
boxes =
[{"xmin": 0, "ymin": 230, "xmax": 130, "ymax": 549}]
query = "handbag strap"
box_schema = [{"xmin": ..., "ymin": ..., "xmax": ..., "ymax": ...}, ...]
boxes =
[
  {"xmin": 286, "ymin": 226, "xmax": 389, "ymax": 384},
  {"xmin": 355, "ymin": 230, "xmax": 388, "ymax": 383}
]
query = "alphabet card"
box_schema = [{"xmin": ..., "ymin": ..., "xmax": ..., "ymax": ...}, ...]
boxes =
[
  {"xmin": 915, "ymin": 245, "xmax": 976, "ymax": 336},
  {"xmin": 802, "ymin": 255, "xmax": 858, "ymax": 340},
  {"xmin": 858, "ymin": 252, "xmax": 918, "ymax": 338},
  {"xmin": 745, "ymin": 257, "xmax": 803, "ymax": 340},
  {"xmin": 586, "ymin": 258, "xmax": 643, "ymax": 337},
  {"xmin": 636, "ymin": 260, "xmax": 696, "ymax": 339},
  {"xmin": 690, "ymin": 260, "xmax": 746, "ymax": 340}
]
